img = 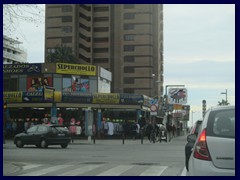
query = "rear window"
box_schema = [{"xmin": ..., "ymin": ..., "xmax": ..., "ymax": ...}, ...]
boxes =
[{"xmin": 207, "ymin": 108, "xmax": 235, "ymax": 138}]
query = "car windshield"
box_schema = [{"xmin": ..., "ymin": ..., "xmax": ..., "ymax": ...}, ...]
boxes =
[{"xmin": 207, "ymin": 109, "xmax": 235, "ymax": 138}]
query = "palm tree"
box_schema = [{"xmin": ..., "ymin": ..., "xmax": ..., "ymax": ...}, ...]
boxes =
[
  {"xmin": 46, "ymin": 44, "xmax": 78, "ymax": 63},
  {"xmin": 218, "ymin": 99, "xmax": 230, "ymax": 106}
]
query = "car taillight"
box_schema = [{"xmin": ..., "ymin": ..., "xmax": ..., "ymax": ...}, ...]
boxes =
[{"xmin": 193, "ymin": 129, "xmax": 212, "ymax": 161}]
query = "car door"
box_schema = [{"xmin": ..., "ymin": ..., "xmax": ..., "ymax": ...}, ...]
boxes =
[{"xmin": 23, "ymin": 126, "xmax": 38, "ymax": 144}]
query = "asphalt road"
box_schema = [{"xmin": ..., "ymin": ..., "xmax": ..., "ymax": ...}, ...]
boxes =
[{"xmin": 3, "ymin": 135, "xmax": 188, "ymax": 176}]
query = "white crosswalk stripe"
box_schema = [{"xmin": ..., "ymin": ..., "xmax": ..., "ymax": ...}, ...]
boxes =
[
  {"xmin": 58, "ymin": 164, "xmax": 104, "ymax": 176},
  {"xmin": 20, "ymin": 165, "xmax": 72, "ymax": 176},
  {"xmin": 139, "ymin": 166, "xmax": 168, "ymax": 176},
  {"xmin": 97, "ymin": 165, "xmax": 134, "ymax": 176},
  {"xmin": 16, "ymin": 163, "xmax": 169, "ymax": 176}
]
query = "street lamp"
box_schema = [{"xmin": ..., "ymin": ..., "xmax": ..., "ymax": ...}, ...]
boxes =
[
  {"xmin": 220, "ymin": 89, "xmax": 228, "ymax": 105},
  {"xmin": 191, "ymin": 110, "xmax": 196, "ymax": 127}
]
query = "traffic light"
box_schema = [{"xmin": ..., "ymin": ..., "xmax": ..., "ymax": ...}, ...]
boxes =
[{"xmin": 4, "ymin": 102, "xmax": 7, "ymax": 112}]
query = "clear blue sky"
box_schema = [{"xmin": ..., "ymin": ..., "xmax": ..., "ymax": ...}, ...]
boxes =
[{"xmin": 5, "ymin": 4, "xmax": 235, "ymax": 126}]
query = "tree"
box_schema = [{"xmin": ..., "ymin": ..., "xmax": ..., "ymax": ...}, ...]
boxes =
[
  {"xmin": 218, "ymin": 99, "xmax": 230, "ymax": 106},
  {"xmin": 46, "ymin": 44, "xmax": 78, "ymax": 63},
  {"xmin": 3, "ymin": 4, "xmax": 44, "ymax": 37}
]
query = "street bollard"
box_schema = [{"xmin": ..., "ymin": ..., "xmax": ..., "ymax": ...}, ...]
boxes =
[
  {"xmin": 140, "ymin": 129, "xmax": 143, "ymax": 144},
  {"xmin": 122, "ymin": 133, "xmax": 125, "ymax": 144}
]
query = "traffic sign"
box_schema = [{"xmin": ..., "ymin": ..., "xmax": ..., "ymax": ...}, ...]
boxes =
[{"xmin": 150, "ymin": 104, "xmax": 157, "ymax": 112}]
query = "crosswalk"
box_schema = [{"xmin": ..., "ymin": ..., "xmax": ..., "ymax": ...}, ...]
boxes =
[{"xmin": 9, "ymin": 162, "xmax": 175, "ymax": 176}]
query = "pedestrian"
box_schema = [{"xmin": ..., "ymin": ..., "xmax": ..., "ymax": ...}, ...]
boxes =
[
  {"xmin": 172, "ymin": 124, "xmax": 176, "ymax": 137},
  {"xmin": 58, "ymin": 114, "xmax": 64, "ymax": 125}
]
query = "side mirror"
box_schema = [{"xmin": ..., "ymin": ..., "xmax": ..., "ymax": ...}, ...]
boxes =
[{"xmin": 187, "ymin": 134, "xmax": 197, "ymax": 143}]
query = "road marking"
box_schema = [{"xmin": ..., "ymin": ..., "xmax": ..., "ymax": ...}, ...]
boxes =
[
  {"xmin": 97, "ymin": 165, "xmax": 134, "ymax": 176},
  {"xmin": 180, "ymin": 167, "xmax": 187, "ymax": 176},
  {"xmin": 139, "ymin": 166, "xmax": 168, "ymax": 176},
  {"xmin": 20, "ymin": 165, "xmax": 72, "ymax": 176},
  {"xmin": 22, "ymin": 164, "xmax": 43, "ymax": 171},
  {"xmin": 58, "ymin": 164, "xmax": 104, "ymax": 176}
]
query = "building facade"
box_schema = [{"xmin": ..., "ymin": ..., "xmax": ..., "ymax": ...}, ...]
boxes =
[
  {"xmin": 3, "ymin": 35, "xmax": 28, "ymax": 64},
  {"xmin": 45, "ymin": 4, "xmax": 164, "ymax": 98}
]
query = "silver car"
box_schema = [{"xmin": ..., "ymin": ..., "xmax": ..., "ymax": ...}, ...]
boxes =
[{"xmin": 187, "ymin": 105, "xmax": 235, "ymax": 176}]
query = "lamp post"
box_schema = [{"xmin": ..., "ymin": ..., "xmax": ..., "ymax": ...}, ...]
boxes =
[
  {"xmin": 220, "ymin": 89, "xmax": 228, "ymax": 105},
  {"xmin": 191, "ymin": 110, "xmax": 196, "ymax": 127}
]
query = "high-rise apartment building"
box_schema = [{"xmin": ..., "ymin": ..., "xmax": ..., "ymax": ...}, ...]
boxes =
[
  {"xmin": 45, "ymin": 4, "xmax": 163, "ymax": 97},
  {"xmin": 3, "ymin": 35, "xmax": 28, "ymax": 64}
]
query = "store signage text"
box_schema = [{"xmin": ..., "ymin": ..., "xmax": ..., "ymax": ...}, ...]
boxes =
[{"xmin": 56, "ymin": 63, "xmax": 96, "ymax": 76}]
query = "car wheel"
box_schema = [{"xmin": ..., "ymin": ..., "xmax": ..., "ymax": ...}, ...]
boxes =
[
  {"xmin": 16, "ymin": 139, "xmax": 24, "ymax": 148},
  {"xmin": 61, "ymin": 143, "xmax": 68, "ymax": 148},
  {"xmin": 40, "ymin": 139, "xmax": 48, "ymax": 148}
]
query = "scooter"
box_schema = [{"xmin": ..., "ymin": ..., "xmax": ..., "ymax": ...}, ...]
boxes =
[{"xmin": 159, "ymin": 129, "xmax": 167, "ymax": 142}]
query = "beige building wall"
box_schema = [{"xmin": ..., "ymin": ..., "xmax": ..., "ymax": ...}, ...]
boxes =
[{"xmin": 45, "ymin": 4, "xmax": 163, "ymax": 98}]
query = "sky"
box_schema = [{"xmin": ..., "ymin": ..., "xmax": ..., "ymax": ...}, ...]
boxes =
[{"xmin": 4, "ymin": 4, "xmax": 235, "ymax": 126}]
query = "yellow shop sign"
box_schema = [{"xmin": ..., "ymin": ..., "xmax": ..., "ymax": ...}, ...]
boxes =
[{"xmin": 56, "ymin": 63, "xmax": 96, "ymax": 76}]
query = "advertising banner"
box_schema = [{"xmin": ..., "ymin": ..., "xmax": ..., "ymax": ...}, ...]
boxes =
[
  {"xmin": 3, "ymin": 92, "xmax": 22, "ymax": 103},
  {"xmin": 56, "ymin": 63, "xmax": 96, "ymax": 76},
  {"xmin": 3, "ymin": 63, "xmax": 42, "ymax": 74},
  {"xmin": 27, "ymin": 77, "xmax": 52, "ymax": 92},
  {"xmin": 120, "ymin": 93, "xmax": 143, "ymax": 105},
  {"xmin": 22, "ymin": 92, "xmax": 43, "ymax": 102},
  {"xmin": 168, "ymin": 88, "xmax": 188, "ymax": 104},
  {"xmin": 93, "ymin": 93, "xmax": 120, "ymax": 104},
  {"xmin": 62, "ymin": 92, "xmax": 92, "ymax": 103},
  {"xmin": 44, "ymin": 86, "xmax": 54, "ymax": 102}
]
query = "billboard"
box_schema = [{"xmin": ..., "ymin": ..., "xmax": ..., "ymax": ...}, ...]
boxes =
[{"xmin": 168, "ymin": 88, "xmax": 187, "ymax": 104}]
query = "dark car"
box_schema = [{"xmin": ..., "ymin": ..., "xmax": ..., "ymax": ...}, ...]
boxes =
[
  {"xmin": 14, "ymin": 124, "xmax": 71, "ymax": 148},
  {"xmin": 185, "ymin": 120, "xmax": 203, "ymax": 171}
]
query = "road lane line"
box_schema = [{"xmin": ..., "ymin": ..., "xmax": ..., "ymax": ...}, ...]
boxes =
[
  {"xmin": 97, "ymin": 165, "xmax": 134, "ymax": 176},
  {"xmin": 139, "ymin": 166, "xmax": 168, "ymax": 176}
]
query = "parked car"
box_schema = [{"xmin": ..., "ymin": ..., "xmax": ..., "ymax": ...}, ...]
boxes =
[
  {"xmin": 185, "ymin": 120, "xmax": 203, "ymax": 171},
  {"xmin": 187, "ymin": 105, "xmax": 235, "ymax": 176},
  {"xmin": 14, "ymin": 124, "xmax": 71, "ymax": 148}
]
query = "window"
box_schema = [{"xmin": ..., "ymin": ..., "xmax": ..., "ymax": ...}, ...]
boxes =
[
  {"xmin": 93, "ymin": 48, "xmax": 108, "ymax": 53},
  {"xmin": 93, "ymin": 58, "xmax": 109, "ymax": 63},
  {"xmin": 93, "ymin": 17, "xmax": 109, "ymax": 22},
  {"xmin": 93, "ymin": 37, "xmax": 109, "ymax": 43},
  {"xmin": 124, "ymin": 67, "xmax": 135, "ymax": 73},
  {"xmin": 62, "ymin": 37, "xmax": 72, "ymax": 43},
  {"xmin": 62, "ymin": 6, "xmax": 72, "ymax": 12},
  {"xmin": 124, "ymin": 56, "xmax": 135, "ymax": 62},
  {"xmin": 209, "ymin": 109, "xmax": 235, "ymax": 138},
  {"xmin": 38, "ymin": 126, "xmax": 48, "ymax": 132},
  {"xmin": 94, "ymin": 6, "xmax": 109, "ymax": 12},
  {"xmin": 93, "ymin": 27, "xmax": 109, "ymax": 32},
  {"xmin": 124, "ymin": 45, "xmax": 134, "ymax": 51},
  {"xmin": 124, "ymin": 35, "xmax": 134, "ymax": 41},
  {"xmin": 27, "ymin": 126, "xmax": 38, "ymax": 133},
  {"xmin": 62, "ymin": 16, "xmax": 72, "ymax": 22},
  {"xmin": 124, "ymin": 13, "xmax": 135, "ymax": 19},
  {"xmin": 124, "ymin": 77, "xmax": 135, "ymax": 84},
  {"xmin": 62, "ymin": 26, "xmax": 72, "ymax": 33},
  {"xmin": 124, "ymin": 24, "xmax": 134, "ymax": 30}
]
